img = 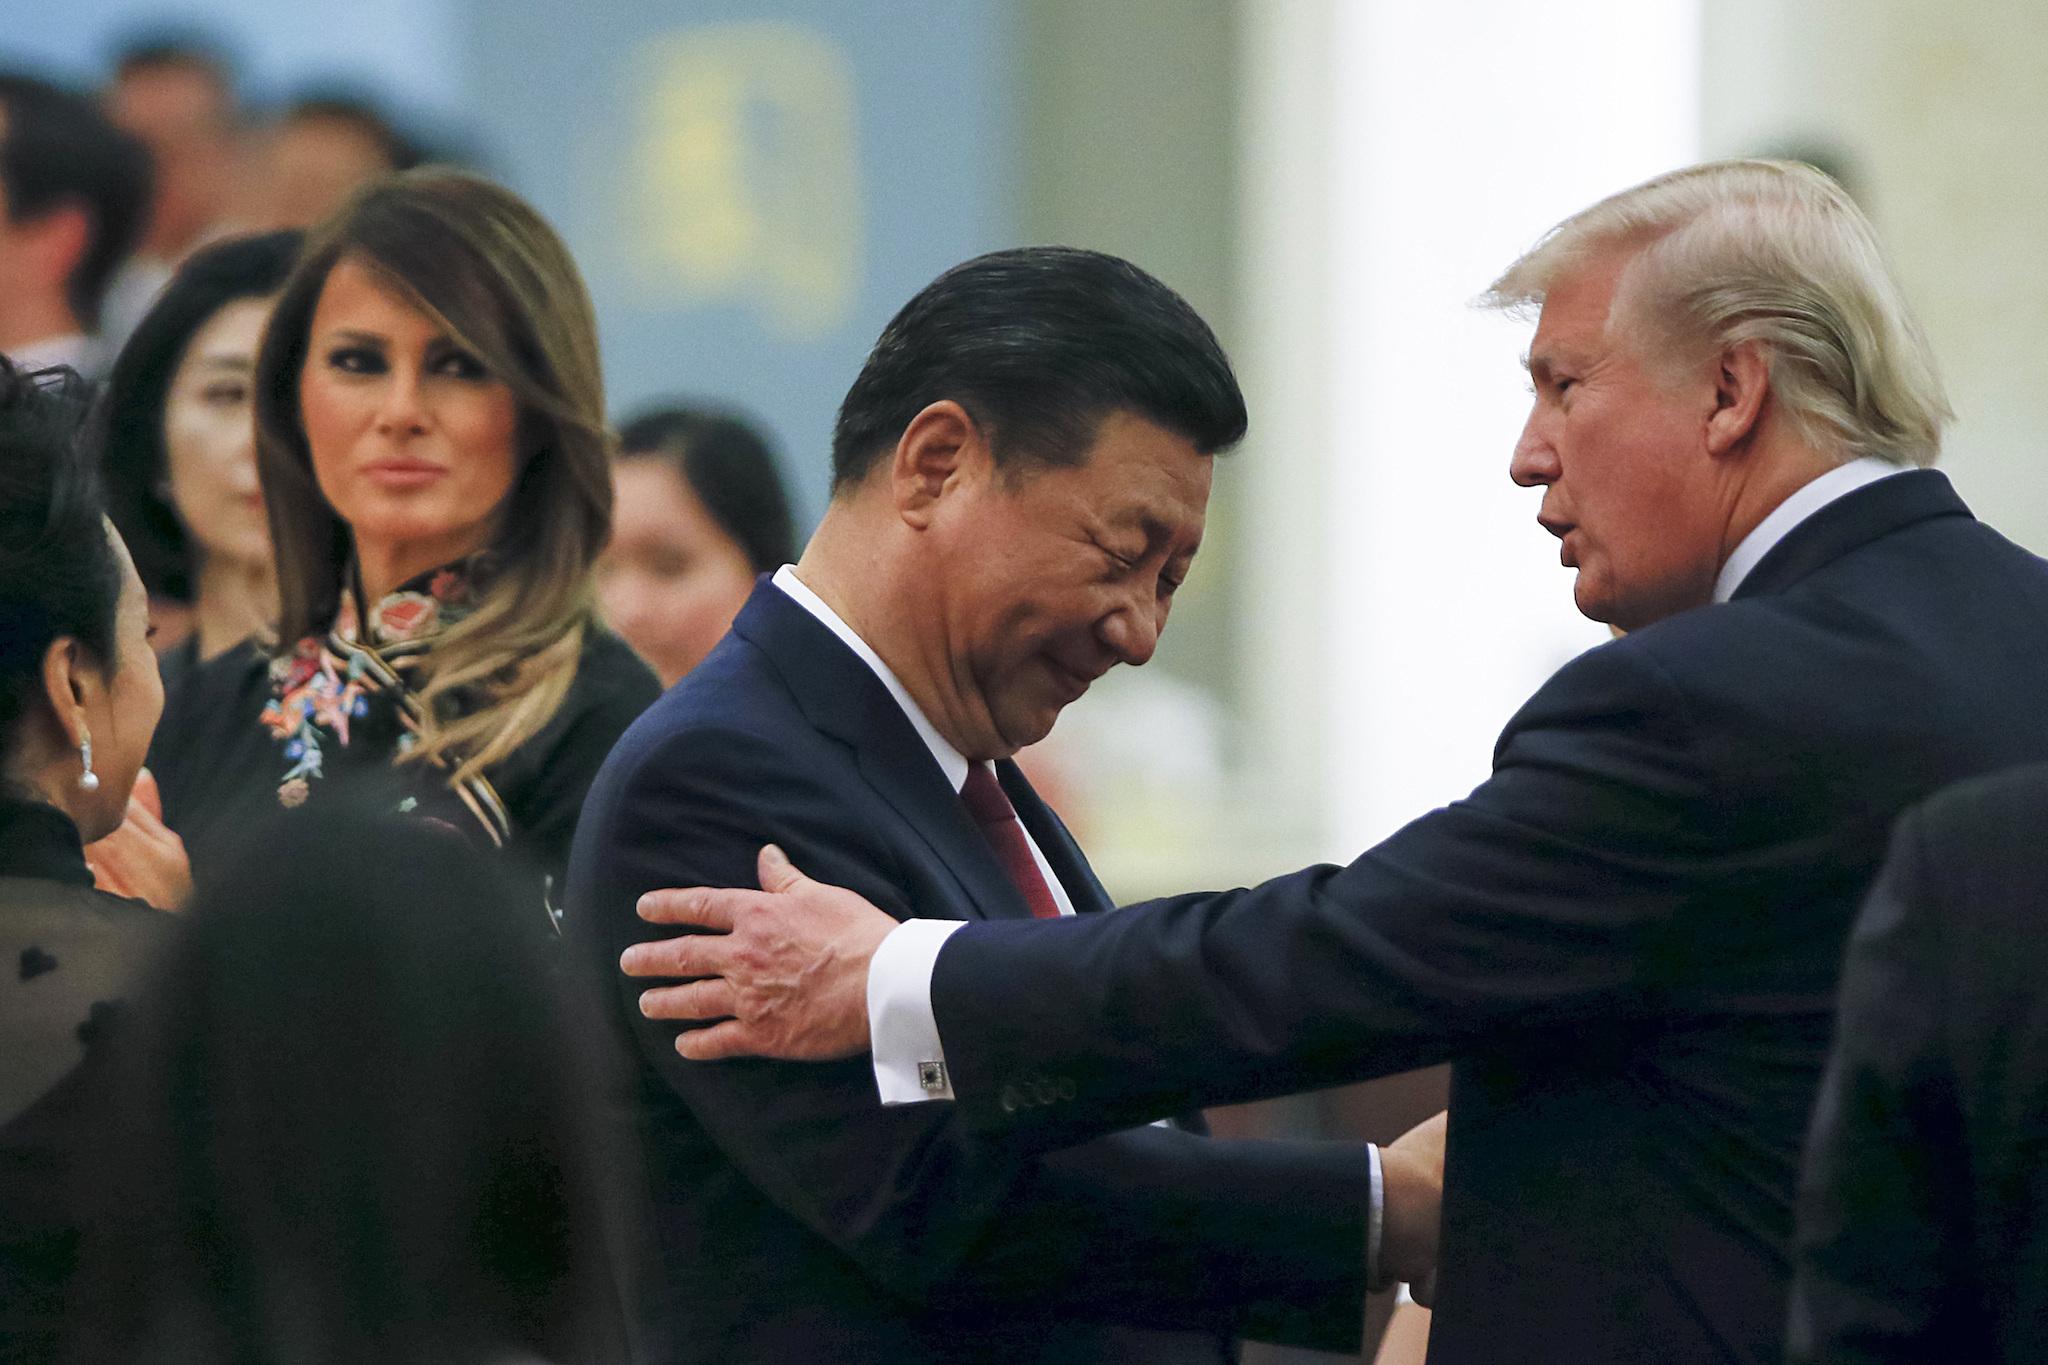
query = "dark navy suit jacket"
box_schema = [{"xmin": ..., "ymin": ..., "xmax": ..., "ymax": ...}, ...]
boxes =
[
  {"xmin": 567, "ymin": 583, "xmax": 1373, "ymax": 1363},
  {"xmin": 921, "ymin": 471, "xmax": 2048, "ymax": 1364},
  {"xmin": 1789, "ymin": 762, "xmax": 2048, "ymax": 1363}
]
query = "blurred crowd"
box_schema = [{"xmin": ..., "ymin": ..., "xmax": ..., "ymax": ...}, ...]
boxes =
[
  {"xmin": 0, "ymin": 42, "xmax": 793, "ymax": 688},
  {"xmin": 0, "ymin": 39, "xmax": 804, "ymax": 1365},
  {"xmin": 5, "ymin": 41, "xmax": 431, "ymax": 374}
]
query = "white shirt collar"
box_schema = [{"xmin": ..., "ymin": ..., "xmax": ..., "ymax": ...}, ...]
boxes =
[
  {"xmin": 771, "ymin": 566, "xmax": 970, "ymax": 792},
  {"xmin": 1712, "ymin": 456, "xmax": 1909, "ymax": 603},
  {"xmin": 6, "ymin": 333, "xmax": 100, "ymax": 379}
]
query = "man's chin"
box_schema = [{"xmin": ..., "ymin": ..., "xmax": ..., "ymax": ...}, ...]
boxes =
[
  {"xmin": 994, "ymin": 703, "xmax": 1063, "ymax": 754},
  {"xmin": 1572, "ymin": 576, "xmax": 1611, "ymax": 626}
]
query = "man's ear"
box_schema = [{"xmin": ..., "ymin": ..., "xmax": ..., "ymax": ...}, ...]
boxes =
[
  {"xmin": 1705, "ymin": 340, "xmax": 1771, "ymax": 458},
  {"xmin": 889, "ymin": 400, "xmax": 985, "ymax": 529}
]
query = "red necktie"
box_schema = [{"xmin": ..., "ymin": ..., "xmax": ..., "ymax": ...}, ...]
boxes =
[{"xmin": 960, "ymin": 763, "xmax": 1063, "ymax": 919}]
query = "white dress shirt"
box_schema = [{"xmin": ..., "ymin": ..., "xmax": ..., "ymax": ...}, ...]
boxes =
[
  {"xmin": 868, "ymin": 456, "xmax": 1916, "ymax": 1096},
  {"xmin": 769, "ymin": 566, "xmax": 1074, "ymax": 1108},
  {"xmin": 1711, "ymin": 456, "xmax": 1906, "ymax": 602}
]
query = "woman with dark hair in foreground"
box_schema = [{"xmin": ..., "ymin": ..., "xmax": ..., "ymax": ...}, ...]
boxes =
[
  {"xmin": 65, "ymin": 805, "xmax": 644, "ymax": 1364},
  {"xmin": 0, "ymin": 357, "xmax": 176, "ymax": 1359}
]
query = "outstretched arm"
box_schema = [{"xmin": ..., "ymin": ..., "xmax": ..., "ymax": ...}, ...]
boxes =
[
  {"xmin": 629, "ymin": 844, "xmax": 1450, "ymax": 1296},
  {"xmin": 629, "ymin": 641, "xmax": 1703, "ymax": 1150}
]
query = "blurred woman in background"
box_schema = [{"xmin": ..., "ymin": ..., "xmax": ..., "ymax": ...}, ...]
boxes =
[
  {"xmin": 64, "ymin": 806, "xmax": 642, "ymax": 1364},
  {"xmin": 100, "ymin": 229, "xmax": 302, "ymax": 685},
  {"xmin": 0, "ymin": 358, "xmax": 177, "ymax": 1359},
  {"xmin": 148, "ymin": 169, "xmax": 657, "ymax": 923},
  {"xmin": 597, "ymin": 404, "xmax": 794, "ymax": 687}
]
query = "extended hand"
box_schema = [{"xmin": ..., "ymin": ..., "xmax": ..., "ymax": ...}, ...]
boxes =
[
  {"xmin": 83, "ymin": 770, "xmax": 191, "ymax": 912},
  {"xmin": 624, "ymin": 845, "xmax": 897, "ymax": 1062}
]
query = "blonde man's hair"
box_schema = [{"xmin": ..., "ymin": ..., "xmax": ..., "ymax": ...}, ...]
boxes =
[
  {"xmin": 1482, "ymin": 159, "xmax": 1951, "ymax": 468},
  {"xmin": 255, "ymin": 168, "xmax": 613, "ymax": 785}
]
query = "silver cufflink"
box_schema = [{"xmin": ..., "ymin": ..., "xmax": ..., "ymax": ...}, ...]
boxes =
[{"xmin": 918, "ymin": 1060, "xmax": 947, "ymax": 1092}]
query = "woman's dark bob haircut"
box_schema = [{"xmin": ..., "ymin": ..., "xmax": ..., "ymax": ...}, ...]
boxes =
[{"xmin": 97, "ymin": 229, "xmax": 303, "ymax": 602}]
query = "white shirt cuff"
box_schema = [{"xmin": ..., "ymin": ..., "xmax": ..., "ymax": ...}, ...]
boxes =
[
  {"xmin": 1367, "ymin": 1141, "xmax": 1385, "ymax": 1290},
  {"xmin": 868, "ymin": 918, "xmax": 967, "ymax": 1104}
]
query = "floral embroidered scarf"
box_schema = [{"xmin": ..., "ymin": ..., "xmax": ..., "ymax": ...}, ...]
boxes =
[{"xmin": 259, "ymin": 558, "xmax": 512, "ymax": 847}]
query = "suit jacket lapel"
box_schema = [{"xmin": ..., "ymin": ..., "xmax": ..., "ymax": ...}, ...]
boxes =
[
  {"xmin": 846, "ymin": 745, "xmax": 1042, "ymax": 924},
  {"xmin": 1000, "ymin": 759, "xmax": 1114, "ymax": 916},
  {"xmin": 1733, "ymin": 469, "xmax": 1971, "ymax": 601},
  {"xmin": 731, "ymin": 583, "xmax": 1041, "ymax": 923}
]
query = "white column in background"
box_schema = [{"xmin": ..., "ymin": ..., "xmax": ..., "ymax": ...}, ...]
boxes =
[{"xmin": 1314, "ymin": 0, "xmax": 1702, "ymax": 849}]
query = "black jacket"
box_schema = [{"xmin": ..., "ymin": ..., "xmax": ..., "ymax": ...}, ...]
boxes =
[
  {"xmin": 1789, "ymin": 762, "xmax": 2048, "ymax": 1363},
  {"xmin": 923, "ymin": 471, "xmax": 2048, "ymax": 1363},
  {"xmin": 566, "ymin": 582, "xmax": 1373, "ymax": 1363},
  {"xmin": 152, "ymin": 623, "xmax": 657, "ymax": 914},
  {"xmin": 0, "ymin": 799, "xmax": 172, "ymax": 1362}
]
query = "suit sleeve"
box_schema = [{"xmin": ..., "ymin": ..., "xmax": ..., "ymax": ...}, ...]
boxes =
[
  {"xmin": 588, "ymin": 722, "xmax": 1372, "ymax": 1349},
  {"xmin": 1785, "ymin": 803, "xmax": 1975, "ymax": 1363},
  {"xmin": 932, "ymin": 638, "xmax": 1724, "ymax": 1145}
]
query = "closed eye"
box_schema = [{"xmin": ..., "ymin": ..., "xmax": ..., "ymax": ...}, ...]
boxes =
[{"xmin": 1095, "ymin": 540, "xmax": 1140, "ymax": 573}]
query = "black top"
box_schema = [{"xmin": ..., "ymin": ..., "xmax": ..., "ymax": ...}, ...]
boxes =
[
  {"xmin": 0, "ymin": 796, "xmax": 173, "ymax": 1360},
  {"xmin": 152, "ymin": 632, "xmax": 201, "ymax": 700},
  {"xmin": 148, "ymin": 560, "xmax": 660, "ymax": 929},
  {"xmin": 924, "ymin": 470, "xmax": 2048, "ymax": 1364},
  {"xmin": 1789, "ymin": 761, "xmax": 2048, "ymax": 1364}
]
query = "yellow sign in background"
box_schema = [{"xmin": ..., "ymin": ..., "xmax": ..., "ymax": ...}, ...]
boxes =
[{"xmin": 625, "ymin": 23, "xmax": 863, "ymax": 341}]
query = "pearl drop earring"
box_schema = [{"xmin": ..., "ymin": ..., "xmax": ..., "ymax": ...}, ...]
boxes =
[{"xmin": 78, "ymin": 731, "xmax": 99, "ymax": 793}]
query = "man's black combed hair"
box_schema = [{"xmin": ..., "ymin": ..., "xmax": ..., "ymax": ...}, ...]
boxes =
[
  {"xmin": 829, "ymin": 246, "xmax": 1247, "ymax": 491},
  {"xmin": 0, "ymin": 357, "xmax": 121, "ymax": 775},
  {"xmin": 0, "ymin": 72, "xmax": 153, "ymax": 332}
]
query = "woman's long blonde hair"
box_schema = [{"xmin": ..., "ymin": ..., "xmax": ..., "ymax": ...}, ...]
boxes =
[{"xmin": 254, "ymin": 168, "xmax": 612, "ymax": 785}]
